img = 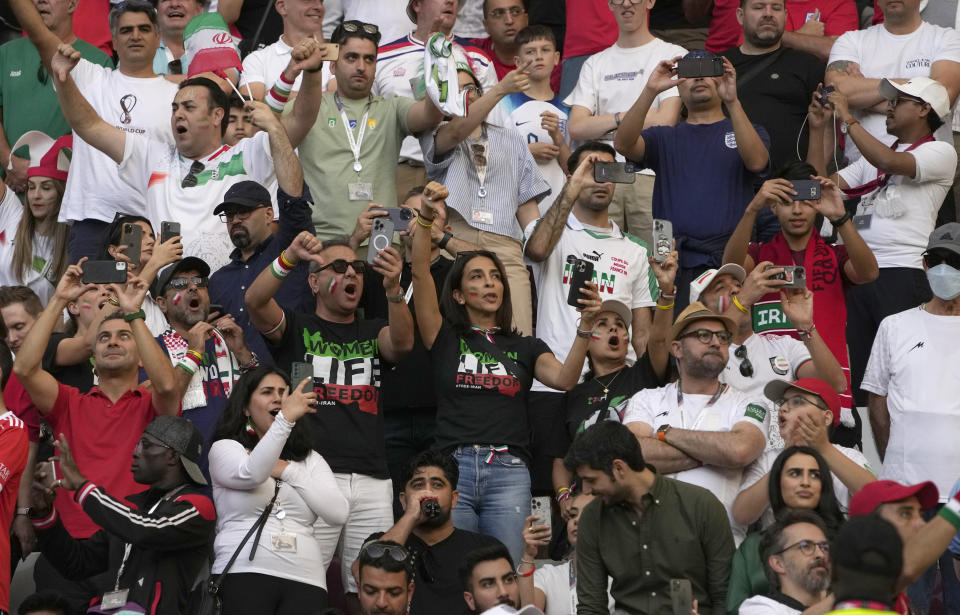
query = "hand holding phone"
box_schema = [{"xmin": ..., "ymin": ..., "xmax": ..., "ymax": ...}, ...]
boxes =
[{"xmin": 566, "ymin": 257, "xmax": 595, "ymax": 307}]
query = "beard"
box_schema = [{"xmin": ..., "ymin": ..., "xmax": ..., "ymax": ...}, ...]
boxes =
[
  {"xmin": 744, "ymin": 21, "xmax": 783, "ymax": 49},
  {"xmin": 230, "ymin": 226, "xmax": 252, "ymax": 249},
  {"xmin": 799, "ymin": 559, "xmax": 831, "ymax": 595},
  {"xmin": 684, "ymin": 351, "xmax": 726, "ymax": 380}
]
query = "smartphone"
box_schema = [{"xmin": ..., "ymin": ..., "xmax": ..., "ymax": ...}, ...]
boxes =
[
  {"xmin": 321, "ymin": 42, "xmax": 340, "ymax": 62},
  {"xmin": 530, "ymin": 496, "xmax": 552, "ymax": 534},
  {"xmin": 790, "ymin": 179, "xmax": 821, "ymax": 201},
  {"xmin": 594, "ymin": 161, "xmax": 636, "ymax": 184},
  {"xmin": 82, "ymin": 260, "xmax": 128, "ymax": 284},
  {"xmin": 676, "ymin": 56, "xmax": 724, "ymax": 79},
  {"xmin": 160, "ymin": 221, "xmax": 181, "ymax": 245},
  {"xmin": 653, "ymin": 219, "xmax": 673, "ymax": 263},
  {"xmin": 290, "ymin": 362, "xmax": 314, "ymax": 394},
  {"xmin": 120, "ymin": 223, "xmax": 142, "ymax": 268},
  {"xmin": 209, "ymin": 303, "xmax": 224, "ymax": 316},
  {"xmin": 372, "ymin": 207, "xmax": 415, "ymax": 229},
  {"xmin": 40, "ymin": 460, "xmax": 58, "ymax": 490},
  {"xmin": 566, "ymin": 257, "xmax": 595, "ymax": 308},
  {"xmin": 670, "ymin": 579, "xmax": 693, "ymax": 615},
  {"xmin": 764, "ymin": 264, "xmax": 807, "ymax": 289},
  {"xmin": 816, "ymin": 84, "xmax": 835, "ymax": 105},
  {"xmin": 367, "ymin": 217, "xmax": 395, "ymax": 265}
]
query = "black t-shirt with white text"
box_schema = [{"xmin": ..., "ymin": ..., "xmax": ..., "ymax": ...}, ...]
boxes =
[{"xmin": 271, "ymin": 309, "xmax": 389, "ymax": 478}]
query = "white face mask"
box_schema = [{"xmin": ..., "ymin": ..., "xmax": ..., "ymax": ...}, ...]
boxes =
[{"xmin": 927, "ymin": 263, "xmax": 960, "ymax": 300}]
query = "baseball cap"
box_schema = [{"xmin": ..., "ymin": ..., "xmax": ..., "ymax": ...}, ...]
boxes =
[
  {"xmin": 151, "ymin": 256, "xmax": 211, "ymax": 299},
  {"xmin": 689, "ymin": 264, "xmax": 747, "ymax": 304},
  {"xmin": 212, "ymin": 180, "xmax": 271, "ymax": 216},
  {"xmin": 669, "ymin": 301, "xmax": 737, "ymax": 343},
  {"xmin": 848, "ymin": 479, "xmax": 939, "ymax": 517},
  {"xmin": 143, "ymin": 416, "xmax": 207, "ymax": 485},
  {"xmin": 879, "ymin": 76, "xmax": 950, "ymax": 120},
  {"xmin": 926, "ymin": 222, "xmax": 960, "ymax": 256},
  {"xmin": 598, "ymin": 300, "xmax": 632, "ymax": 331},
  {"xmin": 763, "ymin": 377, "xmax": 841, "ymax": 426},
  {"xmin": 480, "ymin": 606, "xmax": 545, "ymax": 615},
  {"xmin": 683, "ymin": 49, "xmax": 717, "ymax": 60},
  {"xmin": 832, "ymin": 515, "xmax": 903, "ymax": 578}
]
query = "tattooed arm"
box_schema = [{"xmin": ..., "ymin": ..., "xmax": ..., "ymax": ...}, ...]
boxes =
[{"xmin": 824, "ymin": 59, "xmax": 888, "ymax": 109}]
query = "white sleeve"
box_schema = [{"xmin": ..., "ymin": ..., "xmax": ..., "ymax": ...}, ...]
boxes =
[
  {"xmin": 621, "ymin": 389, "xmax": 657, "ymax": 426},
  {"xmin": 860, "ymin": 317, "xmax": 892, "ymax": 396},
  {"xmin": 838, "ymin": 154, "xmax": 873, "ymax": 189},
  {"xmin": 738, "ymin": 596, "xmax": 786, "ymax": 615},
  {"xmin": 239, "ymin": 131, "xmax": 276, "ymax": 183},
  {"xmin": 281, "ymin": 452, "xmax": 349, "ymax": 526},
  {"xmin": 933, "ymin": 27, "xmax": 960, "ymax": 63},
  {"xmin": 69, "ymin": 58, "xmax": 108, "ymax": 96},
  {"xmin": 733, "ymin": 395, "xmax": 771, "ymax": 439},
  {"xmin": 208, "ymin": 413, "xmax": 294, "ymax": 489},
  {"xmin": 827, "ymin": 30, "xmax": 860, "ymax": 64},
  {"xmin": 563, "ymin": 55, "xmax": 599, "ymax": 113},
  {"xmin": 739, "ymin": 450, "xmax": 775, "ymax": 491},
  {"xmin": 241, "ymin": 49, "xmax": 268, "ymax": 85},
  {"xmin": 631, "ymin": 252, "xmax": 657, "ymax": 308},
  {"xmin": 911, "ymin": 141, "xmax": 958, "ymax": 184},
  {"xmin": 117, "ymin": 134, "xmax": 155, "ymax": 194},
  {"xmin": 777, "ymin": 335, "xmax": 812, "ymax": 375}
]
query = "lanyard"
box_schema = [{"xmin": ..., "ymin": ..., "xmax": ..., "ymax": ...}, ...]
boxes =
[
  {"xmin": 335, "ymin": 93, "xmax": 370, "ymax": 174},
  {"xmin": 675, "ymin": 380, "xmax": 727, "ymax": 430},
  {"xmin": 842, "ymin": 133, "xmax": 935, "ymax": 198},
  {"xmin": 470, "ymin": 125, "xmax": 489, "ymax": 198},
  {"xmin": 113, "ymin": 484, "xmax": 187, "ymax": 591}
]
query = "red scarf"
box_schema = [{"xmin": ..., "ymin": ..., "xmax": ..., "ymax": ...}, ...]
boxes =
[{"xmin": 754, "ymin": 230, "xmax": 852, "ymax": 411}]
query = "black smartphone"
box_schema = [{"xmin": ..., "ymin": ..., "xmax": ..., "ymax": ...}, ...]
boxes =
[
  {"xmin": 367, "ymin": 218, "xmax": 395, "ymax": 265},
  {"xmin": 290, "ymin": 362, "xmax": 314, "ymax": 394},
  {"xmin": 209, "ymin": 303, "xmax": 224, "ymax": 316},
  {"xmin": 160, "ymin": 221, "xmax": 181, "ymax": 245},
  {"xmin": 676, "ymin": 56, "xmax": 724, "ymax": 79},
  {"xmin": 816, "ymin": 84, "xmax": 835, "ymax": 104},
  {"xmin": 765, "ymin": 264, "xmax": 807, "ymax": 289},
  {"xmin": 671, "ymin": 579, "xmax": 693, "ymax": 615},
  {"xmin": 594, "ymin": 162, "xmax": 636, "ymax": 184},
  {"xmin": 372, "ymin": 207, "xmax": 415, "ymax": 229},
  {"xmin": 790, "ymin": 179, "xmax": 822, "ymax": 201},
  {"xmin": 566, "ymin": 257, "xmax": 595, "ymax": 308},
  {"xmin": 653, "ymin": 219, "xmax": 673, "ymax": 263},
  {"xmin": 120, "ymin": 223, "xmax": 142, "ymax": 268},
  {"xmin": 82, "ymin": 260, "xmax": 128, "ymax": 284}
]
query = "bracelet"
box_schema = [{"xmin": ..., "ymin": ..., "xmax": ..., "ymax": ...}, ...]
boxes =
[
  {"xmin": 265, "ymin": 73, "xmax": 294, "ymax": 112},
  {"xmin": 264, "ymin": 311, "xmax": 286, "ymax": 336},
  {"xmin": 416, "ymin": 215, "xmax": 434, "ymax": 228},
  {"xmin": 939, "ymin": 496, "xmax": 960, "ymax": 530},
  {"xmin": 518, "ymin": 564, "xmax": 536, "ymax": 577},
  {"xmin": 186, "ymin": 349, "xmax": 204, "ymax": 362},
  {"xmin": 656, "ymin": 302, "xmax": 674, "ymax": 311},
  {"xmin": 575, "ymin": 328, "xmax": 592, "ymax": 339},
  {"xmin": 556, "ymin": 487, "xmax": 571, "ymax": 503},
  {"xmin": 270, "ymin": 256, "xmax": 292, "ymax": 280},
  {"xmin": 797, "ymin": 324, "xmax": 816, "ymax": 340},
  {"xmin": 732, "ymin": 296, "xmax": 749, "ymax": 314},
  {"xmin": 239, "ymin": 352, "xmax": 261, "ymax": 372},
  {"xmin": 386, "ymin": 290, "xmax": 405, "ymax": 303},
  {"xmin": 658, "ymin": 291, "xmax": 676, "ymax": 301},
  {"xmin": 123, "ymin": 310, "xmax": 146, "ymax": 322},
  {"xmin": 176, "ymin": 360, "xmax": 197, "ymax": 375},
  {"xmin": 437, "ymin": 231, "xmax": 453, "ymax": 251},
  {"xmin": 15, "ymin": 507, "xmax": 30, "ymax": 517},
  {"xmin": 830, "ymin": 211, "xmax": 852, "ymax": 227},
  {"xmin": 280, "ymin": 250, "xmax": 296, "ymax": 269}
]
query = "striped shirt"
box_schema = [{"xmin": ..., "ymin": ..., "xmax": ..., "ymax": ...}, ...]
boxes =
[{"xmin": 421, "ymin": 122, "xmax": 551, "ymax": 240}]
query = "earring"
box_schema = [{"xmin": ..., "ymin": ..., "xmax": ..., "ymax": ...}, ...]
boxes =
[{"xmin": 246, "ymin": 419, "xmax": 256, "ymax": 435}]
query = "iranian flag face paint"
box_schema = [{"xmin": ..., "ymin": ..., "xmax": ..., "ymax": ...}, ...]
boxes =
[{"xmin": 327, "ymin": 278, "xmax": 338, "ymax": 295}]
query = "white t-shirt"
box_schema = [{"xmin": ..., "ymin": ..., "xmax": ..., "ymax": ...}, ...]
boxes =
[
  {"xmin": 60, "ymin": 60, "xmax": 178, "ymax": 224},
  {"xmin": 534, "ymin": 560, "xmax": 616, "ymax": 615},
  {"xmin": 241, "ymin": 37, "xmax": 333, "ymax": 95},
  {"xmin": 0, "ymin": 188, "xmax": 55, "ymax": 304},
  {"xmin": 721, "ymin": 332, "xmax": 812, "ymax": 450},
  {"xmin": 861, "ymin": 305, "xmax": 960, "ymax": 501},
  {"xmin": 374, "ymin": 33, "xmax": 498, "ymax": 164},
  {"xmin": 738, "ymin": 595, "xmax": 802, "ymax": 615},
  {"xmin": 341, "ymin": 0, "xmax": 413, "ymax": 45},
  {"xmin": 837, "ymin": 140, "xmax": 956, "ymax": 268},
  {"xmin": 740, "ymin": 444, "xmax": 872, "ymax": 527},
  {"xmin": 563, "ymin": 38, "xmax": 686, "ymax": 161},
  {"xmin": 118, "ymin": 131, "xmax": 276, "ymax": 272},
  {"xmin": 622, "ymin": 381, "xmax": 770, "ymax": 543},
  {"xmin": 523, "ymin": 214, "xmax": 658, "ymax": 392},
  {"xmin": 828, "ymin": 22, "xmax": 960, "ymax": 159}
]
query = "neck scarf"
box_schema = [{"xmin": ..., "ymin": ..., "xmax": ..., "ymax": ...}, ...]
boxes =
[
  {"xmin": 161, "ymin": 328, "xmax": 237, "ymax": 409},
  {"xmin": 471, "ymin": 325, "xmax": 500, "ymax": 344}
]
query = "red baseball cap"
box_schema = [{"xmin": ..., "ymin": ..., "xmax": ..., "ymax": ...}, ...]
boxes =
[
  {"xmin": 763, "ymin": 377, "xmax": 841, "ymax": 426},
  {"xmin": 849, "ymin": 480, "xmax": 940, "ymax": 517}
]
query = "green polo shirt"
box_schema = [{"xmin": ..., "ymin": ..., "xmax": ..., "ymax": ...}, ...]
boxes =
[
  {"xmin": 296, "ymin": 92, "xmax": 414, "ymax": 241},
  {"xmin": 576, "ymin": 471, "xmax": 734, "ymax": 615},
  {"xmin": 0, "ymin": 37, "xmax": 112, "ymax": 164}
]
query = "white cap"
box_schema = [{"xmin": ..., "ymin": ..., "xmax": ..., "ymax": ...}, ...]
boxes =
[
  {"xmin": 688, "ymin": 263, "xmax": 747, "ymax": 303},
  {"xmin": 480, "ymin": 606, "xmax": 546, "ymax": 615},
  {"xmin": 879, "ymin": 77, "xmax": 950, "ymax": 120}
]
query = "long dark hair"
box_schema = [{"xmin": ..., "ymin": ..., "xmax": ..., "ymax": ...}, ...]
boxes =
[
  {"xmin": 213, "ymin": 366, "xmax": 313, "ymax": 462},
  {"xmin": 439, "ymin": 250, "xmax": 517, "ymax": 336},
  {"xmin": 768, "ymin": 445, "xmax": 844, "ymax": 531},
  {"xmin": 99, "ymin": 215, "xmax": 152, "ymax": 260}
]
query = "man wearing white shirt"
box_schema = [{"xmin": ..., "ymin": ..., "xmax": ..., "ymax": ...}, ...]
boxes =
[
  {"xmin": 153, "ymin": 0, "xmax": 204, "ymax": 75},
  {"xmin": 623, "ymin": 302, "xmax": 768, "ymax": 543},
  {"xmin": 564, "ymin": 0, "xmax": 686, "ymax": 244}
]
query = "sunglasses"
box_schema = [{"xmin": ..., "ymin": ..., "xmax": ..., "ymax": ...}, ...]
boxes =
[
  {"xmin": 923, "ymin": 251, "xmax": 960, "ymax": 270},
  {"xmin": 181, "ymin": 160, "xmax": 205, "ymax": 189},
  {"xmin": 361, "ymin": 542, "xmax": 409, "ymax": 562},
  {"xmin": 678, "ymin": 328, "xmax": 733, "ymax": 345},
  {"xmin": 317, "ymin": 259, "xmax": 366, "ymax": 274},
  {"xmin": 341, "ymin": 21, "xmax": 379, "ymax": 35},
  {"xmin": 734, "ymin": 344, "xmax": 753, "ymax": 377},
  {"xmin": 166, "ymin": 276, "xmax": 208, "ymax": 291}
]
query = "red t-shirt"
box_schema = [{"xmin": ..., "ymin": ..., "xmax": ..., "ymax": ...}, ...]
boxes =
[
  {"xmin": 0, "ymin": 412, "xmax": 29, "ymax": 612},
  {"xmin": 46, "ymin": 384, "xmax": 160, "ymax": 538},
  {"xmin": 706, "ymin": 0, "xmax": 858, "ymax": 52},
  {"xmin": 72, "ymin": 0, "xmax": 113, "ymax": 56},
  {"xmin": 3, "ymin": 375, "xmax": 42, "ymax": 443},
  {"xmin": 564, "ymin": 0, "xmax": 618, "ymax": 58},
  {"xmin": 471, "ymin": 36, "xmax": 563, "ymax": 94}
]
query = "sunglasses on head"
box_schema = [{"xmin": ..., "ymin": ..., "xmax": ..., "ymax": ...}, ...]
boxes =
[
  {"xmin": 316, "ymin": 259, "xmax": 366, "ymax": 274},
  {"xmin": 361, "ymin": 542, "xmax": 409, "ymax": 562},
  {"xmin": 341, "ymin": 21, "xmax": 379, "ymax": 35},
  {"xmin": 923, "ymin": 250, "xmax": 960, "ymax": 270}
]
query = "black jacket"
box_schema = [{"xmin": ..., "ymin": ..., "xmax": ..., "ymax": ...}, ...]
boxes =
[{"xmin": 35, "ymin": 481, "xmax": 215, "ymax": 615}]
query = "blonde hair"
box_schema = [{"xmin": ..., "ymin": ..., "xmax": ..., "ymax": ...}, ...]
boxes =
[{"xmin": 14, "ymin": 179, "xmax": 69, "ymax": 285}]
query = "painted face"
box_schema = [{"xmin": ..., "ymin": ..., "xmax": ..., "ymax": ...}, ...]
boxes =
[
  {"xmin": 698, "ymin": 274, "xmax": 742, "ymax": 315},
  {"xmin": 358, "ymin": 566, "xmax": 412, "ymax": 615},
  {"xmin": 160, "ymin": 270, "xmax": 210, "ymax": 328},
  {"xmin": 779, "ymin": 453, "xmax": 823, "ymax": 510},
  {"xmin": 738, "ymin": 0, "xmax": 786, "ymax": 48},
  {"xmin": 454, "ymin": 255, "xmax": 503, "ymax": 316},
  {"xmin": 877, "ymin": 495, "xmax": 926, "ymax": 542},
  {"xmin": 171, "ymin": 85, "xmax": 224, "ymax": 158},
  {"xmin": 333, "ymin": 37, "xmax": 378, "ymax": 98},
  {"xmin": 483, "ymin": 0, "xmax": 528, "ymax": 47},
  {"xmin": 401, "ymin": 465, "xmax": 458, "ymax": 527},
  {"xmin": 113, "ymin": 11, "xmax": 160, "ymax": 67},
  {"xmin": 245, "ymin": 373, "xmax": 288, "ymax": 438},
  {"xmin": 515, "ymin": 38, "xmax": 559, "ymax": 81},
  {"xmin": 156, "ymin": 0, "xmax": 203, "ymax": 33},
  {"xmin": 26, "ymin": 176, "xmax": 62, "ymax": 221},
  {"xmin": 565, "ymin": 493, "xmax": 595, "ymax": 547},
  {"xmin": 463, "ymin": 558, "xmax": 519, "ymax": 613},
  {"xmin": 93, "ymin": 318, "xmax": 140, "ymax": 374},
  {"xmin": 309, "ymin": 245, "xmax": 365, "ymax": 316},
  {"xmin": 587, "ymin": 311, "xmax": 630, "ymax": 364},
  {"xmin": 69, "ymin": 285, "xmax": 112, "ymax": 328},
  {"xmin": 1, "ymin": 303, "xmax": 37, "ymax": 353},
  {"xmin": 457, "ymin": 69, "xmax": 481, "ymax": 107}
]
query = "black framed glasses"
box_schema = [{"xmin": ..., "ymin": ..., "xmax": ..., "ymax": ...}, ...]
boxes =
[
  {"xmin": 317, "ymin": 259, "xmax": 366, "ymax": 274},
  {"xmin": 181, "ymin": 160, "xmax": 205, "ymax": 188},
  {"xmin": 776, "ymin": 539, "xmax": 830, "ymax": 556},
  {"xmin": 776, "ymin": 395, "xmax": 828, "ymax": 412},
  {"xmin": 361, "ymin": 542, "xmax": 410, "ymax": 562},
  {"xmin": 923, "ymin": 250, "xmax": 960, "ymax": 270},
  {"xmin": 218, "ymin": 206, "xmax": 266, "ymax": 223},
  {"xmin": 488, "ymin": 6, "xmax": 525, "ymax": 19},
  {"xmin": 734, "ymin": 345, "xmax": 753, "ymax": 377},
  {"xmin": 678, "ymin": 328, "xmax": 733, "ymax": 345},
  {"xmin": 165, "ymin": 276, "xmax": 208, "ymax": 291}
]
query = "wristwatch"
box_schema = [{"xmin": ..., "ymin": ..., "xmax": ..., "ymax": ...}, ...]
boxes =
[
  {"xmin": 657, "ymin": 424, "xmax": 671, "ymax": 442},
  {"xmin": 15, "ymin": 507, "xmax": 30, "ymax": 517}
]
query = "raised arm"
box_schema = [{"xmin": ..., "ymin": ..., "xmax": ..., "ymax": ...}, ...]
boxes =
[
  {"xmin": 824, "ymin": 59, "xmax": 886, "ymax": 109},
  {"xmin": 722, "ymin": 179, "xmax": 796, "ymax": 267},
  {"xmin": 648, "ymin": 250, "xmax": 679, "ymax": 381},
  {"xmin": 810, "ymin": 176, "xmax": 878, "ymax": 284},
  {"xmin": 247, "ymin": 100, "xmax": 303, "ymax": 194},
  {"xmin": 718, "ymin": 57, "xmax": 769, "ymax": 173},
  {"xmin": 405, "ymin": 95, "xmax": 445, "ymax": 136},
  {"xmin": 534, "ymin": 283, "xmax": 602, "ymax": 391},
  {"xmin": 280, "ymin": 38, "xmax": 331, "ymax": 148},
  {"xmin": 410, "ymin": 185, "xmax": 447, "ymax": 349},
  {"xmin": 780, "ymin": 288, "xmax": 847, "ymax": 393},
  {"xmin": 372, "ymin": 246, "xmax": 415, "ymax": 363},
  {"xmin": 827, "ymin": 90, "xmax": 918, "ymax": 176},
  {"xmin": 523, "ymin": 153, "xmax": 597, "ymax": 262},
  {"xmin": 613, "ymin": 57, "xmax": 683, "ymax": 162}
]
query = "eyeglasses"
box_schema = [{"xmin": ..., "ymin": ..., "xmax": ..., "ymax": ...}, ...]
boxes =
[
  {"xmin": 892, "ymin": 95, "xmax": 926, "ymax": 108},
  {"xmin": 678, "ymin": 328, "xmax": 733, "ymax": 345},
  {"xmin": 134, "ymin": 438, "xmax": 171, "ymax": 454},
  {"xmin": 165, "ymin": 276, "xmax": 208, "ymax": 291},
  {"xmin": 923, "ymin": 250, "xmax": 960, "ymax": 270},
  {"xmin": 488, "ymin": 6, "xmax": 525, "ymax": 19},
  {"xmin": 734, "ymin": 344, "xmax": 753, "ymax": 377},
  {"xmin": 776, "ymin": 395, "xmax": 828, "ymax": 412},
  {"xmin": 462, "ymin": 84, "xmax": 480, "ymax": 93},
  {"xmin": 610, "ymin": 0, "xmax": 642, "ymax": 5},
  {"xmin": 341, "ymin": 21, "xmax": 379, "ymax": 35},
  {"xmin": 361, "ymin": 542, "xmax": 409, "ymax": 562},
  {"xmin": 181, "ymin": 160, "xmax": 205, "ymax": 188},
  {"xmin": 776, "ymin": 539, "xmax": 830, "ymax": 556},
  {"xmin": 218, "ymin": 207, "xmax": 266, "ymax": 222},
  {"xmin": 316, "ymin": 259, "xmax": 366, "ymax": 274}
]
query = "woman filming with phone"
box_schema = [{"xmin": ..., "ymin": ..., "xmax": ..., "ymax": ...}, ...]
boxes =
[{"xmin": 410, "ymin": 182, "xmax": 602, "ymax": 565}]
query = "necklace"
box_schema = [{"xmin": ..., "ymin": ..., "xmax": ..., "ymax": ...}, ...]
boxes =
[{"xmin": 594, "ymin": 368, "xmax": 624, "ymax": 396}]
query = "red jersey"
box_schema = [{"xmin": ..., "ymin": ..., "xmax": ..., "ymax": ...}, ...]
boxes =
[
  {"xmin": 0, "ymin": 411, "xmax": 29, "ymax": 612},
  {"xmin": 563, "ymin": 0, "xmax": 618, "ymax": 58},
  {"xmin": 706, "ymin": 0, "xmax": 858, "ymax": 52}
]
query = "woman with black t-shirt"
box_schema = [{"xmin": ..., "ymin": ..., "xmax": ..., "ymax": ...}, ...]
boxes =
[{"xmin": 410, "ymin": 183, "xmax": 601, "ymax": 564}]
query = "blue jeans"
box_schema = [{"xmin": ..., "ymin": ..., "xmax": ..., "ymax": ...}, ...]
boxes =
[{"xmin": 451, "ymin": 445, "xmax": 531, "ymax": 566}]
